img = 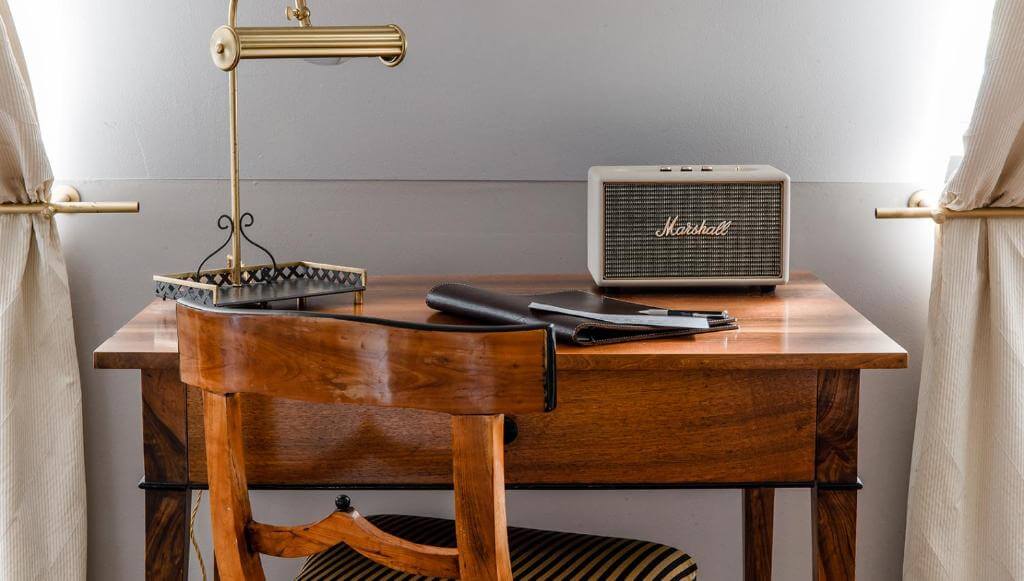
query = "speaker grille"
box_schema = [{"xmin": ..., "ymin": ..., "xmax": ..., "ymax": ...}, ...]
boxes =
[{"xmin": 602, "ymin": 182, "xmax": 783, "ymax": 279}]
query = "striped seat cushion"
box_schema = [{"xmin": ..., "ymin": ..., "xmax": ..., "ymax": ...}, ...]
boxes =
[{"xmin": 297, "ymin": 514, "xmax": 697, "ymax": 580}]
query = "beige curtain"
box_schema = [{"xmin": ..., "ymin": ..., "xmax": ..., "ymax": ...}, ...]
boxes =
[
  {"xmin": 0, "ymin": 1, "xmax": 87, "ymax": 579},
  {"xmin": 903, "ymin": 1, "xmax": 1024, "ymax": 579}
]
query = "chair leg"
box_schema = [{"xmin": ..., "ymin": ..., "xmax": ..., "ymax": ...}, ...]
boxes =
[
  {"xmin": 203, "ymin": 392, "xmax": 265, "ymax": 580},
  {"xmin": 451, "ymin": 415, "xmax": 513, "ymax": 581}
]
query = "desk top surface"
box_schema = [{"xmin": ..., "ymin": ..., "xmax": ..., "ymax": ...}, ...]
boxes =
[{"xmin": 93, "ymin": 272, "xmax": 907, "ymax": 371}]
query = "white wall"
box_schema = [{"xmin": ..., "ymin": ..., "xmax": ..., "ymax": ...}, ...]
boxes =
[
  {"xmin": 6, "ymin": 0, "xmax": 987, "ymax": 579},
  {"xmin": 12, "ymin": 0, "xmax": 976, "ymax": 183}
]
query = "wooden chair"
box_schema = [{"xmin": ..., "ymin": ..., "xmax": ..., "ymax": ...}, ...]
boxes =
[{"xmin": 177, "ymin": 300, "xmax": 698, "ymax": 580}]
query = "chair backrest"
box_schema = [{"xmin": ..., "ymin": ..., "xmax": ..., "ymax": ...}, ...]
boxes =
[{"xmin": 176, "ymin": 300, "xmax": 557, "ymax": 580}]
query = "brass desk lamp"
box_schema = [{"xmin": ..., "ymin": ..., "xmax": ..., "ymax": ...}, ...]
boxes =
[{"xmin": 154, "ymin": 0, "xmax": 406, "ymax": 307}]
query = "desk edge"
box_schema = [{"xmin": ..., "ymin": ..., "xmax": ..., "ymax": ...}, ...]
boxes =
[{"xmin": 93, "ymin": 350, "xmax": 909, "ymax": 372}]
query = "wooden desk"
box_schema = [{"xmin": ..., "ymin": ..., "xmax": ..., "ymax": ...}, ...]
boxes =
[{"xmin": 94, "ymin": 272, "xmax": 906, "ymax": 581}]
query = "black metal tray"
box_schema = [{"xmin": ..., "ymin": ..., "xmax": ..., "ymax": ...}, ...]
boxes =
[{"xmin": 154, "ymin": 261, "xmax": 365, "ymax": 307}]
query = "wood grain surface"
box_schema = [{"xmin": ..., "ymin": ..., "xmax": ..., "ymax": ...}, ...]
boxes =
[
  {"xmin": 815, "ymin": 370, "xmax": 860, "ymax": 483},
  {"xmin": 202, "ymin": 392, "xmax": 265, "ymax": 581},
  {"xmin": 249, "ymin": 510, "xmax": 460, "ymax": 577},
  {"xmin": 95, "ymin": 273, "xmax": 908, "ymax": 372},
  {"xmin": 743, "ymin": 488, "xmax": 775, "ymax": 581},
  {"xmin": 144, "ymin": 490, "xmax": 190, "ymax": 581},
  {"xmin": 176, "ymin": 302, "xmax": 551, "ymax": 415},
  {"xmin": 141, "ymin": 369, "xmax": 188, "ymax": 483},
  {"xmin": 185, "ymin": 369, "xmax": 817, "ymax": 486},
  {"xmin": 812, "ymin": 369, "xmax": 861, "ymax": 580},
  {"xmin": 452, "ymin": 415, "xmax": 512, "ymax": 580},
  {"xmin": 141, "ymin": 370, "xmax": 191, "ymax": 581},
  {"xmin": 812, "ymin": 488, "xmax": 857, "ymax": 581}
]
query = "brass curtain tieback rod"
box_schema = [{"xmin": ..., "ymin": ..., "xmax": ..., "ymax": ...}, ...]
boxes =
[
  {"xmin": 0, "ymin": 186, "xmax": 139, "ymax": 218},
  {"xmin": 876, "ymin": 190, "xmax": 1024, "ymax": 223}
]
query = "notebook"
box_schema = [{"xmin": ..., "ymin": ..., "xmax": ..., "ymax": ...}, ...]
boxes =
[{"xmin": 425, "ymin": 283, "xmax": 737, "ymax": 346}]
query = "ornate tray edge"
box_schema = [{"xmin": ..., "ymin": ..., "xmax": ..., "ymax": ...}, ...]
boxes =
[{"xmin": 153, "ymin": 261, "xmax": 367, "ymax": 307}]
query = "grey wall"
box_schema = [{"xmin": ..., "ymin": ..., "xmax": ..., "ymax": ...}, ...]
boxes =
[
  {"xmin": 12, "ymin": 0, "xmax": 970, "ymax": 183},
  {"xmin": 64, "ymin": 180, "xmax": 934, "ymax": 581},
  {"xmin": 7, "ymin": 0, "xmax": 961, "ymax": 578}
]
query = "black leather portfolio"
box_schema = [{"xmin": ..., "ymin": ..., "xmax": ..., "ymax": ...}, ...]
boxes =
[{"xmin": 425, "ymin": 283, "xmax": 737, "ymax": 345}]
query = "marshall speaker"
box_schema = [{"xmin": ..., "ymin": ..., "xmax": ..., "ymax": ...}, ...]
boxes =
[{"xmin": 588, "ymin": 165, "xmax": 790, "ymax": 287}]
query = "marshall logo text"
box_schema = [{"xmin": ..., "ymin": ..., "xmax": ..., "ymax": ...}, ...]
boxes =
[{"xmin": 655, "ymin": 217, "xmax": 733, "ymax": 237}]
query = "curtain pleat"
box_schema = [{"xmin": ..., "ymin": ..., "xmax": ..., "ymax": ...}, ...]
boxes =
[
  {"xmin": 904, "ymin": 220, "xmax": 1024, "ymax": 579},
  {"xmin": 903, "ymin": 0, "xmax": 1024, "ymax": 578},
  {"xmin": 944, "ymin": 0, "xmax": 1024, "ymax": 211},
  {"xmin": 0, "ymin": 0, "xmax": 87, "ymax": 579},
  {"xmin": 0, "ymin": 0, "xmax": 47, "ymax": 205},
  {"xmin": 0, "ymin": 217, "xmax": 87, "ymax": 580}
]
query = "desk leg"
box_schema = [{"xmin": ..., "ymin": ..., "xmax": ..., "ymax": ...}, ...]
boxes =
[
  {"xmin": 146, "ymin": 489, "xmax": 191, "ymax": 580},
  {"xmin": 743, "ymin": 488, "xmax": 774, "ymax": 581},
  {"xmin": 812, "ymin": 487, "xmax": 857, "ymax": 581},
  {"xmin": 141, "ymin": 370, "xmax": 191, "ymax": 580},
  {"xmin": 812, "ymin": 369, "xmax": 859, "ymax": 581}
]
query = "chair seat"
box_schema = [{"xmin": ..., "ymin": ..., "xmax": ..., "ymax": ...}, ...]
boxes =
[{"xmin": 297, "ymin": 514, "xmax": 697, "ymax": 580}]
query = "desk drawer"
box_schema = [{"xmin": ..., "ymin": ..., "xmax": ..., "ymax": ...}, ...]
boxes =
[{"xmin": 187, "ymin": 369, "xmax": 817, "ymax": 486}]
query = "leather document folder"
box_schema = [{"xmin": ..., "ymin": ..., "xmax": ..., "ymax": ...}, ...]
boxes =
[{"xmin": 426, "ymin": 283, "xmax": 737, "ymax": 345}]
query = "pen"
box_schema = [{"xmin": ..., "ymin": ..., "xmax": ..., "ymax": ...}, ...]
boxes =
[{"xmin": 637, "ymin": 308, "xmax": 729, "ymax": 318}]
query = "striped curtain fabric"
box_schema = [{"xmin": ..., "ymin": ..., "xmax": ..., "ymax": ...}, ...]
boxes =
[
  {"xmin": 903, "ymin": 1, "xmax": 1024, "ymax": 578},
  {"xmin": 0, "ymin": 1, "xmax": 87, "ymax": 579}
]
